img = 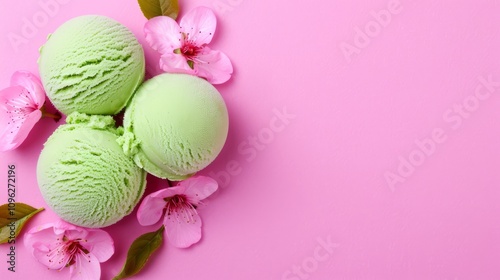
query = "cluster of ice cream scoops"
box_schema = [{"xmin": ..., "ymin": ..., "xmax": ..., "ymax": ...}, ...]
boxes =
[{"xmin": 36, "ymin": 15, "xmax": 229, "ymax": 228}]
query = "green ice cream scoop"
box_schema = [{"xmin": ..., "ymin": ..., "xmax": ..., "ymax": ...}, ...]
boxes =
[
  {"xmin": 37, "ymin": 113, "xmax": 146, "ymax": 228},
  {"xmin": 38, "ymin": 15, "xmax": 145, "ymax": 115},
  {"xmin": 119, "ymin": 73, "xmax": 229, "ymax": 180}
]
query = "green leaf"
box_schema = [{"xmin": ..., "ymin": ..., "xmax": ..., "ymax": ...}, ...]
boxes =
[
  {"xmin": 0, "ymin": 203, "xmax": 44, "ymax": 244},
  {"xmin": 138, "ymin": 0, "xmax": 179, "ymax": 20},
  {"xmin": 113, "ymin": 225, "xmax": 165, "ymax": 280}
]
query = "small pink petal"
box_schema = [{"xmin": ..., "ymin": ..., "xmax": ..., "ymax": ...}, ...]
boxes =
[
  {"xmin": 10, "ymin": 110, "xmax": 42, "ymax": 146},
  {"xmin": 53, "ymin": 220, "xmax": 78, "ymax": 234},
  {"xmin": 64, "ymin": 229, "xmax": 89, "ymax": 242},
  {"xmin": 33, "ymin": 243, "xmax": 69, "ymax": 270},
  {"xmin": 24, "ymin": 223, "xmax": 59, "ymax": 256},
  {"xmin": 10, "ymin": 71, "xmax": 45, "ymax": 108},
  {"xmin": 0, "ymin": 83, "xmax": 43, "ymax": 151},
  {"xmin": 25, "ymin": 222, "xmax": 109, "ymax": 278},
  {"xmin": 0, "ymin": 117, "xmax": 23, "ymax": 151},
  {"xmin": 159, "ymin": 53, "xmax": 194, "ymax": 74},
  {"xmin": 137, "ymin": 195, "xmax": 168, "ymax": 226},
  {"xmin": 0, "ymin": 85, "xmax": 25, "ymax": 106},
  {"xmin": 0, "ymin": 107, "xmax": 19, "ymax": 152},
  {"xmin": 181, "ymin": 176, "xmax": 218, "ymax": 203},
  {"xmin": 151, "ymin": 185, "xmax": 187, "ymax": 198},
  {"xmin": 0, "ymin": 86, "xmax": 33, "ymax": 123},
  {"xmin": 26, "ymin": 223, "xmax": 75, "ymax": 270},
  {"xmin": 163, "ymin": 207, "xmax": 202, "ymax": 248},
  {"xmin": 0, "ymin": 91, "xmax": 37, "ymax": 124},
  {"xmin": 194, "ymin": 48, "xmax": 233, "ymax": 84},
  {"xmin": 145, "ymin": 16, "xmax": 182, "ymax": 54},
  {"xmin": 69, "ymin": 253, "xmax": 100, "ymax": 280},
  {"xmin": 80, "ymin": 229, "xmax": 114, "ymax": 262},
  {"xmin": 180, "ymin": 6, "xmax": 217, "ymax": 45}
]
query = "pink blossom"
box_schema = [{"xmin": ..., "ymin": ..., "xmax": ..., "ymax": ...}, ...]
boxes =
[
  {"xmin": 0, "ymin": 71, "xmax": 58, "ymax": 151},
  {"xmin": 137, "ymin": 176, "xmax": 218, "ymax": 248},
  {"xmin": 24, "ymin": 220, "xmax": 114, "ymax": 280},
  {"xmin": 144, "ymin": 6, "xmax": 233, "ymax": 84}
]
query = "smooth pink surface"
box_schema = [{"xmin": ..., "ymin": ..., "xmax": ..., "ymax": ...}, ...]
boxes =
[{"xmin": 1, "ymin": 0, "xmax": 499, "ymax": 279}]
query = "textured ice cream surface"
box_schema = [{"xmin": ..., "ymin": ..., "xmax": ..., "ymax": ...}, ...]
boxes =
[
  {"xmin": 37, "ymin": 113, "xmax": 146, "ymax": 228},
  {"xmin": 120, "ymin": 73, "xmax": 229, "ymax": 180},
  {"xmin": 38, "ymin": 15, "xmax": 145, "ymax": 115}
]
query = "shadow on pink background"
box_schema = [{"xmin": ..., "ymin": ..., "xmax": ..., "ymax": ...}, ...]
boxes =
[{"xmin": 1, "ymin": 0, "xmax": 500, "ymax": 279}]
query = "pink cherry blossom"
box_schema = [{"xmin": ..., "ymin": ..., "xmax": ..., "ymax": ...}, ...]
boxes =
[
  {"xmin": 137, "ymin": 176, "xmax": 218, "ymax": 248},
  {"xmin": 144, "ymin": 6, "xmax": 233, "ymax": 84},
  {"xmin": 24, "ymin": 220, "xmax": 114, "ymax": 280},
  {"xmin": 0, "ymin": 71, "xmax": 59, "ymax": 152}
]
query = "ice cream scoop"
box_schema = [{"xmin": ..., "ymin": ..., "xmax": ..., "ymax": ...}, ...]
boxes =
[
  {"xmin": 119, "ymin": 73, "xmax": 229, "ymax": 180},
  {"xmin": 37, "ymin": 113, "xmax": 146, "ymax": 228},
  {"xmin": 38, "ymin": 15, "xmax": 145, "ymax": 115}
]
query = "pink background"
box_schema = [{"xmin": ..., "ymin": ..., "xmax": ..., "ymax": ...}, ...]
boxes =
[{"xmin": 1, "ymin": 0, "xmax": 500, "ymax": 279}]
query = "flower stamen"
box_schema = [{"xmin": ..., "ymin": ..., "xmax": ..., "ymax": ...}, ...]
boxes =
[{"xmin": 164, "ymin": 195, "xmax": 198, "ymax": 224}]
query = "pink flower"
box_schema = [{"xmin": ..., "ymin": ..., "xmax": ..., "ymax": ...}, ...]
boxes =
[
  {"xmin": 144, "ymin": 6, "xmax": 233, "ymax": 84},
  {"xmin": 24, "ymin": 220, "xmax": 114, "ymax": 280},
  {"xmin": 137, "ymin": 176, "xmax": 218, "ymax": 248},
  {"xmin": 0, "ymin": 71, "xmax": 59, "ymax": 152}
]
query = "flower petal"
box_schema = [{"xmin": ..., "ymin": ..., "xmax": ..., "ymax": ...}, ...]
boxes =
[
  {"xmin": 194, "ymin": 48, "xmax": 233, "ymax": 84},
  {"xmin": 33, "ymin": 243, "xmax": 70, "ymax": 270},
  {"xmin": 159, "ymin": 53, "xmax": 194, "ymax": 74},
  {"xmin": 152, "ymin": 185, "xmax": 187, "ymax": 198},
  {"xmin": 137, "ymin": 195, "xmax": 168, "ymax": 226},
  {"xmin": 0, "ymin": 85, "xmax": 27, "ymax": 124},
  {"xmin": 25, "ymin": 222, "xmax": 83, "ymax": 270},
  {"xmin": 180, "ymin": 6, "xmax": 216, "ymax": 45},
  {"xmin": 9, "ymin": 110, "xmax": 42, "ymax": 146},
  {"xmin": 0, "ymin": 119, "xmax": 22, "ymax": 151},
  {"xmin": 0, "ymin": 85, "xmax": 43, "ymax": 151},
  {"xmin": 10, "ymin": 71, "xmax": 45, "ymax": 108},
  {"xmin": 163, "ymin": 207, "xmax": 202, "ymax": 248},
  {"xmin": 64, "ymin": 229, "xmax": 89, "ymax": 242},
  {"xmin": 0, "ymin": 85, "xmax": 32, "ymax": 107},
  {"xmin": 0, "ymin": 94, "xmax": 20, "ymax": 151},
  {"xmin": 69, "ymin": 253, "xmax": 101, "ymax": 280},
  {"xmin": 181, "ymin": 176, "xmax": 218, "ymax": 204},
  {"xmin": 24, "ymin": 223, "xmax": 60, "ymax": 256},
  {"xmin": 145, "ymin": 16, "xmax": 182, "ymax": 54},
  {"xmin": 80, "ymin": 229, "xmax": 114, "ymax": 262},
  {"xmin": 53, "ymin": 220, "xmax": 80, "ymax": 235}
]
